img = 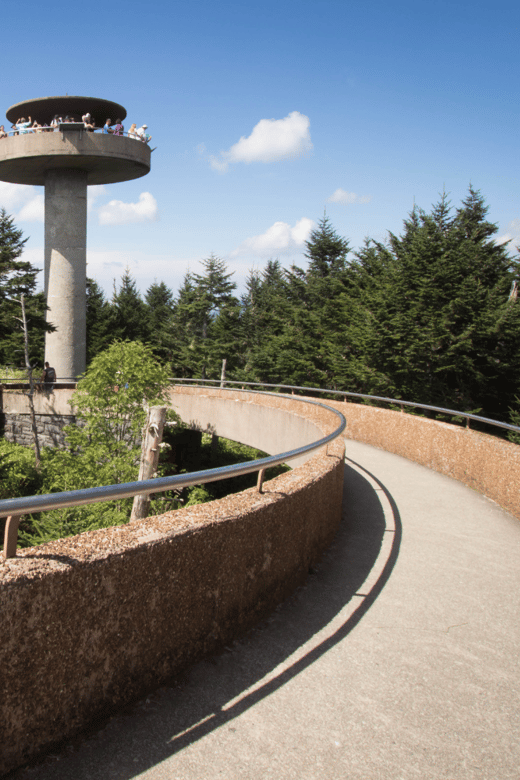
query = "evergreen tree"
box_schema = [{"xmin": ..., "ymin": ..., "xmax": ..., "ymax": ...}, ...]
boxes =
[
  {"xmin": 170, "ymin": 272, "xmax": 200, "ymax": 377},
  {"xmin": 304, "ymin": 214, "xmax": 351, "ymax": 280},
  {"xmin": 0, "ymin": 209, "xmax": 50, "ymax": 369},
  {"xmin": 144, "ymin": 281, "xmax": 175, "ymax": 362},
  {"xmin": 109, "ymin": 269, "xmax": 147, "ymax": 342},
  {"xmin": 351, "ymin": 188, "xmax": 520, "ymax": 417},
  {"xmin": 276, "ymin": 218, "xmax": 356, "ymax": 388},
  {"xmin": 172, "ymin": 256, "xmax": 237, "ymax": 378},
  {"xmin": 86, "ymin": 278, "xmax": 113, "ymax": 365}
]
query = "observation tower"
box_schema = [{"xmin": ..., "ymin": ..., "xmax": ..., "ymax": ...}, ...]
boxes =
[{"xmin": 0, "ymin": 96, "xmax": 151, "ymax": 380}]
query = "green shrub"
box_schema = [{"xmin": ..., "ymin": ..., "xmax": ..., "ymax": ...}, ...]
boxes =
[{"xmin": 0, "ymin": 440, "xmax": 42, "ymax": 500}]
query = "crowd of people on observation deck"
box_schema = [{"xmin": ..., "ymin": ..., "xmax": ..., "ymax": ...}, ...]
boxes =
[{"xmin": 0, "ymin": 112, "xmax": 151, "ymax": 144}]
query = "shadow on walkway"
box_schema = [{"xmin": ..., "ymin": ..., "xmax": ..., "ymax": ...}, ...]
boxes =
[{"xmin": 15, "ymin": 459, "xmax": 402, "ymax": 780}]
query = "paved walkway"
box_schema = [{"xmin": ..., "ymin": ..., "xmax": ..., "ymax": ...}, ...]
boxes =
[{"xmin": 13, "ymin": 441, "xmax": 520, "ymax": 780}]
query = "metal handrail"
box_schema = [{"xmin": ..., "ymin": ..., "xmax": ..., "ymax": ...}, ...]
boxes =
[
  {"xmin": 1, "ymin": 127, "xmax": 147, "ymax": 139},
  {"xmin": 170, "ymin": 378, "xmax": 520, "ymax": 435},
  {"xmin": 0, "ymin": 393, "xmax": 346, "ymax": 520}
]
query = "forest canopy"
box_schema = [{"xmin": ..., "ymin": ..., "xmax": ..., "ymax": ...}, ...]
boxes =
[{"xmin": 2, "ymin": 187, "xmax": 519, "ymax": 426}]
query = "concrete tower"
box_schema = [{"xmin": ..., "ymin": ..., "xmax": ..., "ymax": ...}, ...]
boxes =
[{"xmin": 0, "ymin": 96, "xmax": 151, "ymax": 380}]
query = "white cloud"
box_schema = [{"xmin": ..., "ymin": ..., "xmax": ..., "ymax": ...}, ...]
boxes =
[
  {"xmin": 0, "ymin": 182, "xmax": 44, "ymax": 222},
  {"xmin": 0, "ymin": 182, "xmax": 26, "ymax": 210},
  {"xmin": 98, "ymin": 192, "xmax": 158, "ymax": 226},
  {"xmin": 230, "ymin": 217, "xmax": 315, "ymax": 258},
  {"xmin": 496, "ymin": 218, "xmax": 520, "ymax": 248},
  {"xmin": 88, "ymin": 185, "xmax": 107, "ymax": 213},
  {"xmin": 85, "ymin": 249, "xmax": 198, "ymax": 296},
  {"xmin": 18, "ymin": 193, "xmax": 44, "ymax": 222},
  {"xmin": 210, "ymin": 111, "xmax": 312, "ymax": 173},
  {"xmin": 327, "ymin": 188, "xmax": 371, "ymax": 205}
]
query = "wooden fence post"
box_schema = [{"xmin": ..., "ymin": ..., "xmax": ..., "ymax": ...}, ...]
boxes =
[{"xmin": 130, "ymin": 406, "xmax": 167, "ymax": 522}]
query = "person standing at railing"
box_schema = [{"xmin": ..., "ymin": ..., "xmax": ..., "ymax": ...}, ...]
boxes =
[
  {"xmin": 103, "ymin": 118, "xmax": 113, "ymax": 134},
  {"xmin": 40, "ymin": 362, "xmax": 56, "ymax": 389},
  {"xmin": 128, "ymin": 123, "xmax": 137, "ymax": 139},
  {"xmin": 0, "ymin": 126, "xmax": 6, "ymax": 139},
  {"xmin": 15, "ymin": 117, "xmax": 32, "ymax": 134},
  {"xmin": 113, "ymin": 118, "xmax": 124, "ymax": 136},
  {"xmin": 82, "ymin": 112, "xmax": 95, "ymax": 131},
  {"xmin": 136, "ymin": 124, "xmax": 151, "ymax": 144},
  {"xmin": 50, "ymin": 115, "xmax": 61, "ymax": 131}
]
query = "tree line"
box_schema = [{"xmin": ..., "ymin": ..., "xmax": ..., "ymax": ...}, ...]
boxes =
[{"xmin": 1, "ymin": 187, "xmax": 519, "ymax": 425}]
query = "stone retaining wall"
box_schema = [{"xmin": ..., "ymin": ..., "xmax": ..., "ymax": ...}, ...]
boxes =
[
  {"xmin": 0, "ymin": 389, "xmax": 345, "ymax": 776},
  {"xmin": 0, "ymin": 385, "xmax": 77, "ymax": 450},
  {"xmin": 2, "ymin": 412, "xmax": 75, "ymax": 448}
]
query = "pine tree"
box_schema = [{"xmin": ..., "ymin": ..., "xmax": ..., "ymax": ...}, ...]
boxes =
[
  {"xmin": 86, "ymin": 278, "xmax": 113, "ymax": 365},
  {"xmin": 276, "ymin": 218, "xmax": 355, "ymax": 388},
  {"xmin": 170, "ymin": 272, "xmax": 200, "ymax": 377},
  {"xmin": 0, "ymin": 209, "xmax": 50, "ymax": 369},
  {"xmin": 172, "ymin": 256, "xmax": 237, "ymax": 378},
  {"xmin": 304, "ymin": 214, "xmax": 351, "ymax": 280},
  {"xmin": 144, "ymin": 281, "xmax": 175, "ymax": 362},
  {"xmin": 350, "ymin": 188, "xmax": 520, "ymax": 417},
  {"xmin": 109, "ymin": 269, "xmax": 147, "ymax": 342}
]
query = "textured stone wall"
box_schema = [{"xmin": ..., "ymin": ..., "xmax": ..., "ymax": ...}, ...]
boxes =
[
  {"xmin": 2, "ymin": 412, "xmax": 75, "ymax": 448},
  {"xmin": 0, "ymin": 390, "xmax": 345, "ymax": 775}
]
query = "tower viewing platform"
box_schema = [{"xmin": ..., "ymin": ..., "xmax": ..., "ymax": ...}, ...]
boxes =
[{"xmin": 0, "ymin": 95, "xmax": 151, "ymax": 380}]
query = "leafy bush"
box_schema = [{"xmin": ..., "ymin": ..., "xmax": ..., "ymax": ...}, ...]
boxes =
[
  {"xmin": 0, "ymin": 365, "xmax": 27, "ymax": 381},
  {"xmin": 508, "ymin": 398, "xmax": 520, "ymax": 444},
  {"xmin": 16, "ymin": 341, "xmax": 179, "ymax": 546},
  {"xmin": 0, "ymin": 439, "xmax": 42, "ymax": 500}
]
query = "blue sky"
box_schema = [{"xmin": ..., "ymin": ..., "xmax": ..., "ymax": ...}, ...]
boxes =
[{"xmin": 0, "ymin": 0, "xmax": 518, "ymax": 297}]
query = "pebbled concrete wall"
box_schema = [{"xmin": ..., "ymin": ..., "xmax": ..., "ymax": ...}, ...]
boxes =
[
  {"xmin": 0, "ymin": 388, "xmax": 345, "ymax": 776},
  {"xmin": 325, "ymin": 400, "xmax": 520, "ymax": 522}
]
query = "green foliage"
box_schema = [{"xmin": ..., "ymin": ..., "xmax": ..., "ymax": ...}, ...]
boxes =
[
  {"xmin": 508, "ymin": 398, "xmax": 520, "ymax": 445},
  {"xmin": 144, "ymin": 281, "xmax": 175, "ymax": 362},
  {"xmin": 0, "ymin": 365, "xmax": 27, "ymax": 380},
  {"xmin": 349, "ymin": 188, "xmax": 520, "ymax": 417},
  {"xmin": 68, "ymin": 339, "xmax": 171, "ymax": 455},
  {"xmin": 303, "ymin": 214, "xmax": 351, "ymax": 280},
  {"xmin": 78, "ymin": 187, "xmax": 520, "ymax": 424},
  {"xmin": 15, "ymin": 341, "xmax": 175, "ymax": 547},
  {"xmin": 184, "ymin": 485, "xmax": 213, "ymax": 506},
  {"xmin": 108, "ymin": 269, "xmax": 148, "ymax": 342},
  {"xmin": 0, "ymin": 439, "xmax": 42, "ymax": 500},
  {"xmin": 171, "ymin": 256, "xmax": 238, "ymax": 378},
  {"xmin": 86, "ymin": 278, "xmax": 113, "ymax": 365},
  {"xmin": 0, "ymin": 209, "xmax": 52, "ymax": 368},
  {"xmin": 182, "ymin": 434, "xmax": 289, "ymax": 506}
]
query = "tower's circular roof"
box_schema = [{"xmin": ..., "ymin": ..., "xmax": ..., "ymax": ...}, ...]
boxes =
[{"xmin": 6, "ymin": 96, "xmax": 126, "ymax": 126}]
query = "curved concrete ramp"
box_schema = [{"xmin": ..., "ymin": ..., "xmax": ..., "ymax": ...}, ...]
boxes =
[{"xmin": 15, "ymin": 441, "xmax": 520, "ymax": 780}]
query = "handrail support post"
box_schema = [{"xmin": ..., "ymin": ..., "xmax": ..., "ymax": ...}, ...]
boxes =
[
  {"xmin": 257, "ymin": 468, "xmax": 266, "ymax": 493},
  {"xmin": 3, "ymin": 515, "xmax": 22, "ymax": 559}
]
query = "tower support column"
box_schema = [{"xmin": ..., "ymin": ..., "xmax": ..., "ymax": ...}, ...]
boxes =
[{"xmin": 44, "ymin": 168, "xmax": 87, "ymax": 380}]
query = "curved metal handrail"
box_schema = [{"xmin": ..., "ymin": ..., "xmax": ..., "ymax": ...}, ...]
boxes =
[
  {"xmin": 170, "ymin": 378, "xmax": 520, "ymax": 436},
  {"xmin": 0, "ymin": 393, "xmax": 345, "ymax": 521},
  {"xmin": 1, "ymin": 127, "xmax": 148, "ymax": 140}
]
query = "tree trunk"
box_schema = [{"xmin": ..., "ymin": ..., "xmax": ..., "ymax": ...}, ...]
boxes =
[
  {"xmin": 130, "ymin": 406, "xmax": 167, "ymax": 522},
  {"xmin": 19, "ymin": 294, "xmax": 41, "ymax": 470}
]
